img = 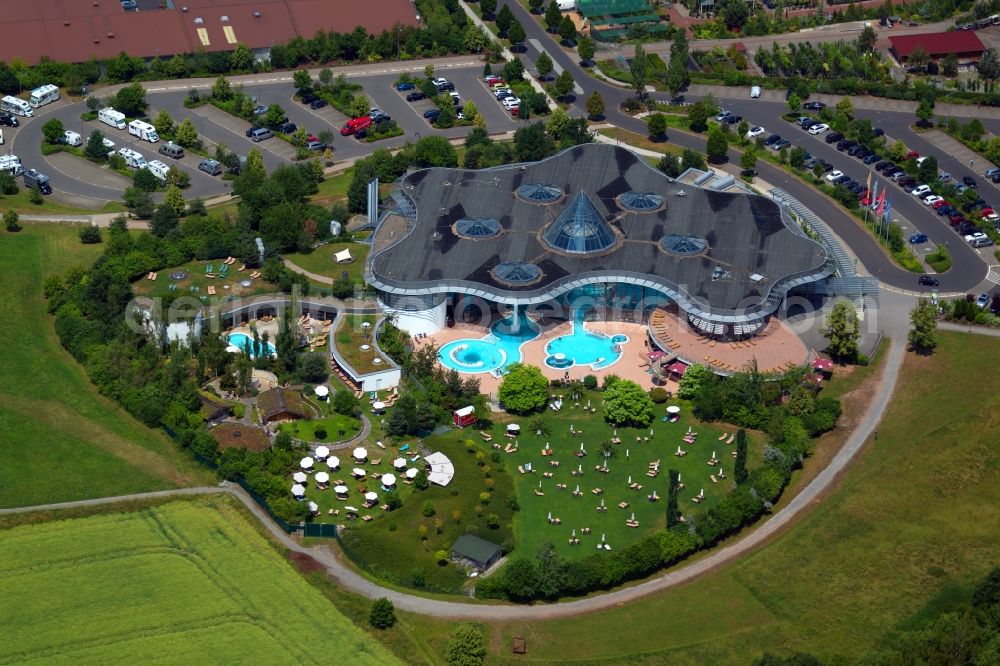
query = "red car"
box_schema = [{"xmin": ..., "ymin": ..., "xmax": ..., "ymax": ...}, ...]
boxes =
[
  {"xmin": 932, "ymin": 199, "xmax": 950, "ymax": 209},
  {"xmin": 905, "ymin": 150, "xmax": 920, "ymax": 160},
  {"xmin": 950, "ymin": 214, "xmax": 965, "ymax": 226},
  {"xmin": 340, "ymin": 116, "xmax": 372, "ymax": 136}
]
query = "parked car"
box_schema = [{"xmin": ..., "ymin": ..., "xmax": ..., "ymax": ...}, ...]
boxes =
[
  {"xmin": 423, "ymin": 109, "xmax": 441, "ymax": 120},
  {"xmin": 919, "ymin": 275, "xmax": 940, "ymax": 287},
  {"xmin": 938, "ymin": 171, "xmax": 952, "ymax": 183},
  {"xmin": 198, "ymin": 159, "xmax": 222, "ymax": 176},
  {"xmin": 158, "ymin": 142, "xmax": 184, "ymax": 159},
  {"xmin": 803, "ymin": 101, "xmax": 826, "ymax": 110},
  {"xmin": 797, "ymin": 116, "xmax": 815, "ymax": 128},
  {"xmin": 723, "ymin": 114, "xmax": 742, "ymax": 124},
  {"xmin": 306, "ymin": 139, "xmax": 326, "ymax": 151},
  {"xmin": 972, "ymin": 236, "xmax": 994, "ymax": 248},
  {"xmin": 746, "ymin": 126, "xmax": 766, "ymax": 139},
  {"xmin": 898, "ymin": 177, "xmax": 917, "ymax": 189},
  {"xmin": 340, "ymin": 116, "xmax": 372, "ymax": 136},
  {"xmin": 252, "ymin": 105, "xmax": 267, "ymax": 116},
  {"xmin": 310, "ymin": 98, "xmax": 327, "ymax": 109},
  {"xmin": 834, "ymin": 174, "xmax": 852, "ymax": 185},
  {"xmin": 248, "ymin": 128, "xmax": 273, "ymax": 142},
  {"xmin": 923, "ymin": 195, "xmax": 944, "ymax": 206},
  {"xmin": 406, "ymin": 91, "xmax": 426, "ymax": 102},
  {"xmin": 984, "ymin": 167, "xmax": 1000, "ymax": 179},
  {"xmin": 874, "ymin": 160, "xmax": 892, "ymax": 171},
  {"xmin": 958, "ymin": 221, "xmax": 979, "ymax": 235},
  {"xmin": 836, "ymin": 139, "xmax": 856, "ymax": 151},
  {"xmin": 963, "ymin": 175, "xmax": 978, "ymax": 188},
  {"xmin": 300, "ymin": 93, "xmax": 317, "ymax": 105},
  {"xmin": 863, "ymin": 153, "xmax": 880, "ymax": 164},
  {"xmin": 911, "ymin": 184, "xmax": 932, "ymax": 197},
  {"xmin": 808, "ymin": 123, "xmax": 829, "ymax": 135},
  {"xmin": 847, "ymin": 145, "xmax": 867, "ymax": 157},
  {"xmin": 715, "ymin": 110, "xmax": 731, "ymax": 122},
  {"xmin": 395, "ymin": 82, "xmax": 415, "ymax": 91},
  {"xmin": 909, "ymin": 233, "xmax": 929, "ymax": 244},
  {"xmin": 772, "ymin": 139, "xmax": 791, "ymax": 151},
  {"xmin": 825, "ymin": 170, "xmax": 845, "ymax": 182},
  {"xmin": 825, "ymin": 132, "xmax": 844, "ymax": 144},
  {"xmin": 0, "ymin": 112, "xmax": 19, "ymax": 127},
  {"xmin": 764, "ymin": 134, "xmax": 781, "ymax": 146},
  {"xmin": 277, "ymin": 121, "xmax": 297, "ymax": 134},
  {"xmin": 977, "ymin": 293, "xmax": 991, "ymax": 308}
]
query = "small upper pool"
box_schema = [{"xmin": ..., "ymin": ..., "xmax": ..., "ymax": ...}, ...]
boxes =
[
  {"xmin": 544, "ymin": 326, "xmax": 628, "ymax": 371},
  {"xmin": 229, "ymin": 332, "xmax": 276, "ymax": 358},
  {"xmin": 439, "ymin": 314, "xmax": 539, "ymax": 374}
]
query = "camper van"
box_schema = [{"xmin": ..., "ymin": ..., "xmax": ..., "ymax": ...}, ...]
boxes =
[
  {"xmin": 63, "ymin": 130, "xmax": 82, "ymax": 147},
  {"xmin": 23, "ymin": 169, "xmax": 52, "ymax": 195},
  {"xmin": 29, "ymin": 84, "xmax": 60, "ymax": 108},
  {"xmin": 1, "ymin": 95, "xmax": 33, "ymax": 117},
  {"xmin": 98, "ymin": 108, "xmax": 126, "ymax": 130},
  {"xmin": 128, "ymin": 119, "xmax": 159, "ymax": 143},
  {"xmin": 118, "ymin": 147, "xmax": 147, "ymax": 169},
  {"xmin": 146, "ymin": 159, "xmax": 170, "ymax": 181},
  {"xmin": 0, "ymin": 154, "xmax": 23, "ymax": 176}
]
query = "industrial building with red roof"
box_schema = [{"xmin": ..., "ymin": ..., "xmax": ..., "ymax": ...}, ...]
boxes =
[
  {"xmin": 0, "ymin": 0, "xmax": 420, "ymax": 64},
  {"xmin": 888, "ymin": 31, "xmax": 986, "ymax": 63}
]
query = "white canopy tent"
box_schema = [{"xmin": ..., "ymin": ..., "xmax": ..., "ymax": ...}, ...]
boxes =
[
  {"xmin": 334, "ymin": 248, "xmax": 353, "ymax": 263},
  {"xmin": 424, "ymin": 451, "xmax": 455, "ymax": 487}
]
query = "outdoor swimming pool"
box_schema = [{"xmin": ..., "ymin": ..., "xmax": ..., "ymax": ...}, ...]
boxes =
[
  {"xmin": 228, "ymin": 332, "xmax": 276, "ymax": 358},
  {"xmin": 438, "ymin": 314, "xmax": 539, "ymax": 374},
  {"xmin": 544, "ymin": 324, "xmax": 628, "ymax": 370}
]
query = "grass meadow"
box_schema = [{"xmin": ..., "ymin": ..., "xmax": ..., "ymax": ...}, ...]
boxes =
[
  {"xmin": 487, "ymin": 334, "xmax": 1000, "ymax": 663},
  {"xmin": 0, "ymin": 225, "xmax": 211, "ymax": 508},
  {"xmin": 500, "ymin": 393, "xmax": 763, "ymax": 559},
  {"xmin": 284, "ymin": 242, "xmax": 371, "ymax": 284},
  {"xmin": 0, "ymin": 497, "xmax": 401, "ymax": 665}
]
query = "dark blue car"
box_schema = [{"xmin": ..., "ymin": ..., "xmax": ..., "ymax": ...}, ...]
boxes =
[
  {"xmin": 396, "ymin": 82, "xmax": 415, "ymax": 91},
  {"xmin": 909, "ymin": 233, "xmax": 929, "ymax": 244},
  {"xmin": 423, "ymin": 109, "xmax": 441, "ymax": 120}
]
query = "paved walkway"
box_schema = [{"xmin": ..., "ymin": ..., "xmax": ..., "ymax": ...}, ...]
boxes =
[
  {"xmin": 939, "ymin": 321, "xmax": 1000, "ymax": 336},
  {"xmin": 0, "ymin": 332, "xmax": 907, "ymax": 619}
]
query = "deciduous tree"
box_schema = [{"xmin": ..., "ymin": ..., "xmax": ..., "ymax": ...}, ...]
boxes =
[
  {"xmin": 152, "ymin": 110, "xmax": 175, "ymax": 138},
  {"xmin": 42, "ymin": 118, "xmax": 65, "ymax": 145},
  {"xmin": 498, "ymin": 362, "xmax": 548, "ymax": 413},
  {"xmin": 706, "ymin": 126, "xmax": 729, "ymax": 163},
  {"xmin": 577, "ymin": 35, "xmax": 596, "ymax": 65},
  {"xmin": 586, "ymin": 90, "xmax": 605, "ymax": 118},
  {"xmin": 647, "ymin": 112, "xmax": 667, "ymax": 139},
  {"xmin": 114, "ymin": 82, "xmax": 147, "ymax": 116},
  {"xmin": 604, "ymin": 378, "xmax": 654, "ymax": 426},
  {"xmin": 909, "ymin": 298, "xmax": 938, "ymax": 352},
  {"xmin": 174, "ymin": 118, "xmax": 198, "ymax": 147},
  {"xmin": 535, "ymin": 51, "xmax": 554, "ymax": 80},
  {"xmin": 558, "ymin": 15, "xmax": 576, "ymax": 43},
  {"xmin": 630, "ymin": 43, "xmax": 649, "ymax": 99},
  {"xmin": 552, "ymin": 70, "xmax": 574, "ymax": 99},
  {"xmin": 544, "ymin": 0, "xmax": 562, "ymax": 32},
  {"xmin": 822, "ymin": 300, "xmax": 860, "ymax": 361},
  {"xmin": 508, "ymin": 19, "xmax": 526, "ymax": 47},
  {"xmin": 445, "ymin": 623, "xmax": 487, "ymax": 666},
  {"xmin": 368, "ymin": 598, "xmax": 396, "ymax": 629},
  {"xmin": 211, "ymin": 75, "xmax": 233, "ymax": 101}
]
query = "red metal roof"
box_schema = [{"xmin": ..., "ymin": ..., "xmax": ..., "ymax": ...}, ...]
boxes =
[
  {"xmin": 0, "ymin": 0, "xmax": 418, "ymax": 64},
  {"xmin": 889, "ymin": 31, "xmax": 985, "ymax": 58}
]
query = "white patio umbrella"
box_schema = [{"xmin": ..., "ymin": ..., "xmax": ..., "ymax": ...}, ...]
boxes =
[
  {"xmin": 667, "ymin": 405, "xmax": 681, "ymax": 414},
  {"xmin": 507, "ymin": 423, "xmax": 520, "ymax": 432},
  {"xmin": 600, "ymin": 498, "xmax": 606, "ymax": 507},
  {"xmin": 712, "ymin": 451, "xmax": 717, "ymax": 460},
  {"xmin": 352, "ymin": 467, "xmax": 366, "ymax": 478},
  {"xmin": 326, "ymin": 456, "xmax": 340, "ymax": 470},
  {"xmin": 381, "ymin": 473, "xmax": 397, "ymax": 487},
  {"xmin": 314, "ymin": 385, "xmax": 329, "ymax": 399},
  {"xmin": 405, "ymin": 468, "xmax": 418, "ymax": 479},
  {"xmin": 630, "ymin": 512, "xmax": 636, "ymax": 521},
  {"xmin": 372, "ymin": 401, "xmax": 386, "ymax": 411},
  {"xmin": 352, "ymin": 447, "xmax": 367, "ymax": 461},
  {"xmin": 315, "ymin": 445, "xmax": 330, "ymax": 460},
  {"xmin": 574, "ymin": 484, "xmax": 580, "ymax": 493},
  {"xmin": 547, "ymin": 511, "xmax": 552, "ymax": 520},
  {"xmin": 334, "ymin": 485, "xmax": 349, "ymax": 494},
  {"xmin": 344, "ymin": 505, "xmax": 359, "ymax": 513},
  {"xmin": 627, "ymin": 475, "xmax": 632, "ymax": 484},
  {"xmin": 393, "ymin": 457, "xmax": 407, "ymax": 469},
  {"xmin": 308, "ymin": 501, "xmax": 319, "ymax": 513},
  {"xmin": 225, "ymin": 344, "xmax": 241, "ymax": 353},
  {"xmin": 315, "ymin": 471, "xmax": 329, "ymax": 485},
  {"xmin": 364, "ymin": 491, "xmax": 378, "ymax": 501},
  {"xmin": 292, "ymin": 471, "xmax": 308, "ymax": 484},
  {"xmin": 300, "ymin": 456, "xmax": 314, "ymax": 470},
  {"xmin": 577, "ymin": 463, "xmax": 583, "ymax": 473},
  {"xmin": 291, "ymin": 484, "xmax": 305, "ymax": 497}
]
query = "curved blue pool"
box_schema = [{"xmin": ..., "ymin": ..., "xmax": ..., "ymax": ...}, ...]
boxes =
[
  {"xmin": 544, "ymin": 325, "xmax": 628, "ymax": 370},
  {"xmin": 229, "ymin": 332, "xmax": 276, "ymax": 358},
  {"xmin": 439, "ymin": 314, "xmax": 539, "ymax": 374}
]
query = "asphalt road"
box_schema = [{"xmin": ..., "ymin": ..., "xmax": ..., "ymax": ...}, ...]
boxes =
[{"xmin": 503, "ymin": 0, "xmax": 990, "ymax": 293}]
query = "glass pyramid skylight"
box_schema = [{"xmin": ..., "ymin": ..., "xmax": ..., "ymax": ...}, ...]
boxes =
[
  {"xmin": 660, "ymin": 234, "xmax": 707, "ymax": 256},
  {"xmin": 542, "ymin": 192, "xmax": 617, "ymax": 254},
  {"xmin": 455, "ymin": 217, "xmax": 502, "ymax": 239},
  {"xmin": 619, "ymin": 191, "xmax": 663, "ymax": 212},
  {"xmin": 493, "ymin": 261, "xmax": 542, "ymax": 286},
  {"xmin": 517, "ymin": 183, "xmax": 562, "ymax": 203}
]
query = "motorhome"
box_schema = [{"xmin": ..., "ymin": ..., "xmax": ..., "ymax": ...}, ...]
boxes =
[
  {"xmin": 128, "ymin": 119, "xmax": 159, "ymax": 143},
  {"xmin": 1, "ymin": 95, "xmax": 33, "ymax": 117},
  {"xmin": 23, "ymin": 169, "xmax": 52, "ymax": 194},
  {"xmin": 98, "ymin": 108, "xmax": 126, "ymax": 130},
  {"xmin": 146, "ymin": 159, "xmax": 170, "ymax": 181},
  {"xmin": 0, "ymin": 154, "xmax": 23, "ymax": 176},
  {"xmin": 29, "ymin": 84, "xmax": 60, "ymax": 108},
  {"xmin": 118, "ymin": 147, "xmax": 147, "ymax": 169},
  {"xmin": 63, "ymin": 130, "xmax": 82, "ymax": 147}
]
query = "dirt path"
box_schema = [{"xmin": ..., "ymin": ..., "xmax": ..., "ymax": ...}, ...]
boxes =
[{"xmin": 0, "ymin": 333, "xmax": 906, "ymax": 620}]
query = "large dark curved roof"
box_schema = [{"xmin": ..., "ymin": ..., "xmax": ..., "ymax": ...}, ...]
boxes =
[{"xmin": 370, "ymin": 144, "xmax": 828, "ymax": 315}]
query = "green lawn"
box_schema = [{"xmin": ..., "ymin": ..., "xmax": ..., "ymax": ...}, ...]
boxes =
[
  {"xmin": 284, "ymin": 242, "xmax": 370, "ymax": 284},
  {"xmin": 335, "ymin": 314, "xmax": 390, "ymax": 374},
  {"xmin": 279, "ymin": 413, "xmax": 361, "ymax": 442},
  {"xmin": 0, "ymin": 225, "xmax": 212, "ymax": 508},
  {"xmin": 0, "ymin": 190, "xmax": 126, "ymax": 214},
  {"xmin": 339, "ymin": 430, "xmax": 516, "ymax": 594},
  {"xmin": 0, "ymin": 497, "xmax": 401, "ymax": 664},
  {"xmin": 500, "ymin": 392, "xmax": 760, "ymax": 559},
  {"xmin": 491, "ymin": 333, "xmax": 1000, "ymax": 663},
  {"xmin": 131, "ymin": 257, "xmax": 280, "ymax": 299}
]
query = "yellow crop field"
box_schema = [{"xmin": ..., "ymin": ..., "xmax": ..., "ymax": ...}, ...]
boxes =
[{"xmin": 0, "ymin": 498, "xmax": 400, "ymax": 665}]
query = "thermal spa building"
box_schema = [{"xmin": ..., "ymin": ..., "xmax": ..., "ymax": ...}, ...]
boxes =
[{"xmin": 366, "ymin": 144, "xmax": 831, "ymax": 342}]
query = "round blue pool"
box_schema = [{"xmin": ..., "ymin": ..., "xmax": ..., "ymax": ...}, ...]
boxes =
[
  {"xmin": 228, "ymin": 332, "xmax": 276, "ymax": 358},
  {"xmin": 545, "ymin": 326, "xmax": 629, "ymax": 370},
  {"xmin": 439, "ymin": 314, "xmax": 539, "ymax": 374}
]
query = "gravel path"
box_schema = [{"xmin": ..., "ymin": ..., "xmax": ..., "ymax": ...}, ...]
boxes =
[{"xmin": 0, "ymin": 334, "xmax": 904, "ymax": 619}]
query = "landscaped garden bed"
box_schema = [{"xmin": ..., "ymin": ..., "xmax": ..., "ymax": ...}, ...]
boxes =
[{"xmin": 335, "ymin": 314, "xmax": 391, "ymax": 374}]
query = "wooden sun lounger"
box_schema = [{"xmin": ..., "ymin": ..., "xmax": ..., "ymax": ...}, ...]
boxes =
[{"xmin": 207, "ymin": 286, "xmax": 216, "ymax": 295}]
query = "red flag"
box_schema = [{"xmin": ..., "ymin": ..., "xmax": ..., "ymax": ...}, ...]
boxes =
[{"xmin": 876, "ymin": 189, "xmax": 886, "ymax": 217}]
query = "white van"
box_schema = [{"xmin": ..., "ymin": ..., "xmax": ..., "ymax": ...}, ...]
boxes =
[
  {"xmin": 750, "ymin": 85, "xmax": 761, "ymax": 98},
  {"xmin": 63, "ymin": 130, "xmax": 82, "ymax": 147},
  {"xmin": 128, "ymin": 119, "xmax": 159, "ymax": 143},
  {"xmin": 29, "ymin": 84, "xmax": 60, "ymax": 108},
  {"xmin": 1, "ymin": 95, "xmax": 33, "ymax": 117},
  {"xmin": 98, "ymin": 108, "xmax": 126, "ymax": 130},
  {"xmin": 146, "ymin": 159, "xmax": 170, "ymax": 181},
  {"xmin": 118, "ymin": 147, "xmax": 147, "ymax": 169},
  {"xmin": 0, "ymin": 154, "xmax": 23, "ymax": 176}
]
